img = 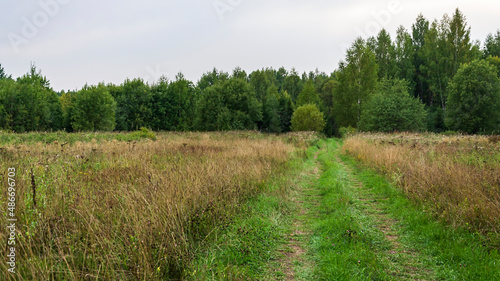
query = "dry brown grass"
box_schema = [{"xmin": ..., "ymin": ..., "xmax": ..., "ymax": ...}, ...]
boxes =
[
  {"xmin": 0, "ymin": 132, "xmax": 298, "ymax": 280},
  {"xmin": 342, "ymin": 133, "xmax": 500, "ymax": 234}
]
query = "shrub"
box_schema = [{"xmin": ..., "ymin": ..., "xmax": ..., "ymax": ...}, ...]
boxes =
[
  {"xmin": 130, "ymin": 127, "xmax": 157, "ymax": 140},
  {"xmin": 339, "ymin": 126, "xmax": 357, "ymax": 138},
  {"xmin": 291, "ymin": 104, "xmax": 326, "ymax": 132}
]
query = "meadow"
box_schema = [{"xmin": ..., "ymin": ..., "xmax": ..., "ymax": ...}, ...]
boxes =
[
  {"xmin": 342, "ymin": 133, "xmax": 500, "ymax": 237},
  {"xmin": 2, "ymin": 130, "xmax": 499, "ymax": 280},
  {"xmin": 0, "ymin": 131, "xmax": 312, "ymax": 280}
]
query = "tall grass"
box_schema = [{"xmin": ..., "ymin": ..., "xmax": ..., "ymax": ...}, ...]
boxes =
[
  {"xmin": 342, "ymin": 133, "xmax": 500, "ymax": 235},
  {"xmin": 0, "ymin": 132, "xmax": 300, "ymax": 280},
  {"xmin": 0, "ymin": 128, "xmax": 157, "ymax": 145}
]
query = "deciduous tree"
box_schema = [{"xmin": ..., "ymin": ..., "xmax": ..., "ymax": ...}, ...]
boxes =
[
  {"xmin": 296, "ymin": 79, "xmax": 319, "ymax": 107},
  {"xmin": 71, "ymin": 84, "xmax": 116, "ymax": 131},
  {"xmin": 375, "ymin": 29, "xmax": 398, "ymax": 80},
  {"xmin": 484, "ymin": 30, "xmax": 500, "ymax": 58},
  {"xmin": 195, "ymin": 77, "xmax": 262, "ymax": 131},
  {"xmin": 333, "ymin": 38, "xmax": 378, "ymax": 128},
  {"xmin": 359, "ymin": 79, "xmax": 427, "ymax": 132},
  {"xmin": 445, "ymin": 59, "xmax": 500, "ymax": 134}
]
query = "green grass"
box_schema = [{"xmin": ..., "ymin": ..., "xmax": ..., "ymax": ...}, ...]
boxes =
[
  {"xmin": 179, "ymin": 138, "xmax": 500, "ymax": 280},
  {"xmin": 183, "ymin": 143, "xmax": 325, "ymax": 280},
  {"xmin": 184, "ymin": 154, "xmax": 306, "ymax": 280},
  {"xmin": 342, "ymin": 160, "xmax": 500, "ymax": 280},
  {"xmin": 309, "ymin": 138, "xmax": 500, "ymax": 280},
  {"xmin": 0, "ymin": 128, "xmax": 156, "ymax": 145},
  {"xmin": 311, "ymin": 139, "xmax": 394, "ymax": 280}
]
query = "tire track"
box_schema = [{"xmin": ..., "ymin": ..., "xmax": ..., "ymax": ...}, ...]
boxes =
[
  {"xmin": 277, "ymin": 153, "xmax": 321, "ymax": 280},
  {"xmin": 339, "ymin": 158, "xmax": 435, "ymax": 280}
]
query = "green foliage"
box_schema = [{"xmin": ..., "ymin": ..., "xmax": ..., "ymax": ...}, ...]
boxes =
[
  {"xmin": 130, "ymin": 127, "xmax": 157, "ymax": 140},
  {"xmin": 249, "ymin": 69, "xmax": 271, "ymax": 102},
  {"xmin": 291, "ymin": 104, "xmax": 325, "ymax": 132},
  {"xmin": 167, "ymin": 73, "xmax": 197, "ymax": 131},
  {"xmin": 232, "ymin": 66, "xmax": 247, "ymax": 80},
  {"xmin": 395, "ymin": 26, "xmax": 416, "ymax": 94},
  {"xmin": 417, "ymin": 9, "xmax": 473, "ymax": 112},
  {"xmin": 338, "ymin": 126, "xmax": 357, "ymax": 138},
  {"xmin": 149, "ymin": 78, "xmax": 172, "ymax": 131},
  {"xmin": 196, "ymin": 68, "xmax": 229, "ymax": 92},
  {"xmin": 275, "ymin": 67, "xmax": 287, "ymax": 92},
  {"xmin": 442, "ymin": 130, "xmax": 460, "ymax": 136},
  {"xmin": 359, "ymin": 79, "xmax": 427, "ymax": 132},
  {"xmin": 19, "ymin": 65, "xmax": 63, "ymax": 131},
  {"xmin": 412, "ymin": 14, "xmax": 429, "ymax": 51},
  {"xmin": 0, "ymin": 103, "xmax": 8, "ymax": 129},
  {"xmin": 412, "ymin": 14, "xmax": 430, "ymax": 103},
  {"xmin": 296, "ymin": 79, "xmax": 320, "ymax": 107},
  {"xmin": 277, "ymin": 91, "xmax": 294, "ymax": 133},
  {"xmin": 318, "ymin": 79, "xmax": 337, "ymax": 137},
  {"xmin": 283, "ymin": 68, "xmax": 303, "ymax": 101},
  {"xmin": 71, "ymin": 84, "xmax": 116, "ymax": 131},
  {"xmin": 486, "ymin": 55, "xmax": 500, "ymax": 76},
  {"xmin": 60, "ymin": 91, "xmax": 76, "ymax": 132},
  {"xmin": 426, "ymin": 105, "xmax": 446, "ymax": 133},
  {"xmin": 375, "ymin": 29, "xmax": 399, "ymax": 80},
  {"xmin": 113, "ymin": 78, "xmax": 153, "ymax": 131},
  {"xmin": 195, "ymin": 77, "xmax": 262, "ymax": 131},
  {"xmin": 418, "ymin": 20, "xmax": 450, "ymax": 108},
  {"xmin": 0, "ymin": 64, "xmax": 11, "ymax": 80},
  {"xmin": 333, "ymin": 38, "xmax": 379, "ymax": 128},
  {"xmin": 484, "ymin": 30, "xmax": 500, "ymax": 58},
  {"xmin": 0, "ymin": 131, "xmax": 157, "ymax": 145},
  {"xmin": 262, "ymin": 85, "xmax": 281, "ymax": 133},
  {"xmin": 0, "ymin": 79, "xmax": 19, "ymax": 131},
  {"xmin": 445, "ymin": 59, "xmax": 500, "ymax": 134},
  {"xmin": 0, "ymin": 64, "xmax": 63, "ymax": 132},
  {"xmin": 2, "ymin": 13, "xmax": 499, "ymax": 136},
  {"xmin": 448, "ymin": 8, "xmax": 473, "ymax": 75}
]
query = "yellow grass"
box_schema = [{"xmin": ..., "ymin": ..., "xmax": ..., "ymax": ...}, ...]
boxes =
[
  {"xmin": 0, "ymin": 132, "xmax": 300, "ymax": 280},
  {"xmin": 342, "ymin": 133, "xmax": 500, "ymax": 234}
]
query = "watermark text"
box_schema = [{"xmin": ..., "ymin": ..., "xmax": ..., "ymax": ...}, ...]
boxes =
[
  {"xmin": 6, "ymin": 168, "xmax": 17, "ymax": 274},
  {"xmin": 8, "ymin": 0, "xmax": 72, "ymax": 53}
]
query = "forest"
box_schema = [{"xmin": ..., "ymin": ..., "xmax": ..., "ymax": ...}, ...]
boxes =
[{"xmin": 1, "ymin": 8, "xmax": 499, "ymax": 136}]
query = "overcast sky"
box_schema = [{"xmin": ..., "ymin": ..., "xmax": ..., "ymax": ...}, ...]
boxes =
[{"xmin": 1, "ymin": 0, "xmax": 499, "ymax": 91}]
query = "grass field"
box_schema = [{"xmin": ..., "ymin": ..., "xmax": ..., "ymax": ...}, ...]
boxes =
[
  {"xmin": 342, "ymin": 133, "xmax": 500, "ymax": 236},
  {"xmin": 2, "ymin": 131, "xmax": 499, "ymax": 280},
  {"xmin": 312, "ymin": 139, "xmax": 500, "ymax": 280},
  {"xmin": 185, "ymin": 137, "xmax": 500, "ymax": 280},
  {"xmin": 0, "ymin": 131, "xmax": 315, "ymax": 280}
]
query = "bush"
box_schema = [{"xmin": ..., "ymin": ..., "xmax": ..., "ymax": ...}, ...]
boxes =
[
  {"xmin": 130, "ymin": 127, "xmax": 157, "ymax": 140},
  {"xmin": 339, "ymin": 126, "xmax": 357, "ymax": 138},
  {"xmin": 291, "ymin": 104, "xmax": 326, "ymax": 132},
  {"xmin": 359, "ymin": 79, "xmax": 427, "ymax": 132}
]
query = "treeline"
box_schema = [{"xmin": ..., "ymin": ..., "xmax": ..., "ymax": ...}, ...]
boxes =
[
  {"xmin": 0, "ymin": 65, "xmax": 328, "ymax": 134},
  {"xmin": 333, "ymin": 8, "xmax": 500, "ymax": 134},
  {"xmin": 1, "ymin": 8, "xmax": 499, "ymax": 135}
]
